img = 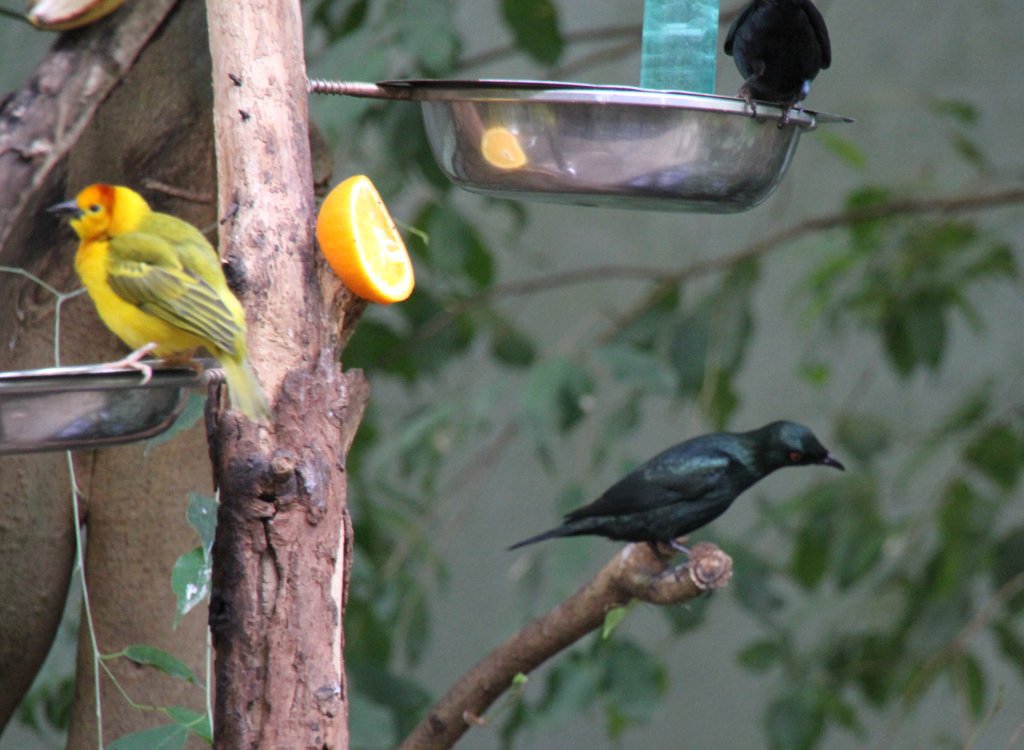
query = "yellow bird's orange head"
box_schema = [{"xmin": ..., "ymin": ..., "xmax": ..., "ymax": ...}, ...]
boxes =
[{"xmin": 48, "ymin": 184, "xmax": 151, "ymax": 241}]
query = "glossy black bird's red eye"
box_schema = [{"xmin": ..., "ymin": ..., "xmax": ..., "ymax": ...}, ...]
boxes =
[{"xmin": 789, "ymin": 451, "xmax": 803, "ymax": 463}]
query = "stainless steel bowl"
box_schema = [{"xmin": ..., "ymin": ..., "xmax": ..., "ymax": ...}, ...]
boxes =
[
  {"xmin": 0, "ymin": 362, "xmax": 206, "ymax": 454},
  {"xmin": 381, "ymin": 80, "xmax": 852, "ymax": 213}
]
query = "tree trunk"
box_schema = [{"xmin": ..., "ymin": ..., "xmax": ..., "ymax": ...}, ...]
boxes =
[{"xmin": 204, "ymin": 0, "xmax": 366, "ymax": 747}]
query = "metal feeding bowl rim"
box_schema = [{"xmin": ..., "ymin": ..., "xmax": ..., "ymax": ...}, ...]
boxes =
[
  {"xmin": 0, "ymin": 360, "xmax": 208, "ymax": 392},
  {"xmin": 374, "ymin": 79, "xmax": 854, "ymax": 129},
  {"xmin": 0, "ymin": 361, "xmax": 211, "ymax": 454}
]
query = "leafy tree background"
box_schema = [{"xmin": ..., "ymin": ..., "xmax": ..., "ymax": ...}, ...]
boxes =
[{"xmin": 3, "ymin": 0, "xmax": 1024, "ymax": 749}]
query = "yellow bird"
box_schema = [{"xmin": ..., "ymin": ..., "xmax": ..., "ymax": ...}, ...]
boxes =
[{"xmin": 49, "ymin": 184, "xmax": 270, "ymax": 420}]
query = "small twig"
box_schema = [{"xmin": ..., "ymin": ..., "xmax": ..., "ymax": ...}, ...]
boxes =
[
  {"xmin": 552, "ymin": 38, "xmax": 640, "ymax": 80},
  {"xmin": 142, "ymin": 179, "xmax": 214, "ymax": 204},
  {"xmin": 397, "ymin": 541, "xmax": 731, "ymax": 750}
]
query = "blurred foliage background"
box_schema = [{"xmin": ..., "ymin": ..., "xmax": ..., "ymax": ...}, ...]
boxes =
[{"xmin": 3, "ymin": 0, "xmax": 1024, "ymax": 748}]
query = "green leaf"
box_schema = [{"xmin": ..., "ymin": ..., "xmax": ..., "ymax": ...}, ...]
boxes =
[
  {"xmin": 669, "ymin": 308, "xmax": 710, "ymax": 394},
  {"xmin": 501, "ymin": 0, "xmax": 563, "ymax": 64},
  {"xmin": 412, "ymin": 203, "xmax": 493, "ymax": 288},
  {"xmin": 834, "ymin": 412, "xmax": 890, "ymax": 465},
  {"xmin": 659, "ymin": 595, "xmax": 710, "ymax": 634},
  {"xmin": 791, "ymin": 501, "xmax": 833, "ymax": 590},
  {"xmin": 950, "ymin": 132, "xmax": 987, "ymax": 170},
  {"xmin": 882, "ymin": 297, "xmax": 947, "ymax": 375},
  {"xmin": 522, "ymin": 358, "xmax": 594, "ymax": 434},
  {"xmin": 610, "ymin": 285, "xmax": 681, "ymax": 351},
  {"xmin": 830, "ymin": 481, "xmax": 886, "ymax": 590},
  {"xmin": 728, "ymin": 544, "xmax": 785, "ymax": 614},
  {"xmin": 394, "ymin": 0, "xmax": 459, "ymax": 74},
  {"xmin": 938, "ymin": 387, "xmax": 991, "ymax": 434},
  {"xmin": 601, "ymin": 639, "xmax": 667, "ymax": 727},
  {"xmin": 815, "ymin": 131, "xmax": 867, "ymax": 170},
  {"xmin": 845, "ymin": 185, "xmax": 893, "ymax": 250},
  {"xmin": 491, "ymin": 321, "xmax": 536, "ymax": 368},
  {"xmin": 964, "ymin": 423, "xmax": 1023, "ymax": 490},
  {"xmin": 929, "ymin": 98, "xmax": 979, "ymax": 125},
  {"xmin": 992, "ymin": 525, "xmax": 1024, "ymax": 613},
  {"xmin": 402, "ymin": 591, "xmax": 431, "ymax": 667},
  {"xmin": 765, "ymin": 685, "xmax": 824, "ymax": 750},
  {"xmin": 163, "ymin": 706, "xmax": 211, "ymax": 741},
  {"xmin": 737, "ymin": 639, "xmax": 782, "ymax": 672},
  {"xmin": 170, "ymin": 547, "xmax": 211, "ymax": 625},
  {"xmin": 798, "ymin": 361, "xmax": 831, "ymax": 387},
  {"xmin": 348, "ymin": 688, "xmax": 398, "ymax": 750},
  {"xmin": 598, "ymin": 344, "xmax": 676, "ymax": 393},
  {"xmin": 106, "ymin": 724, "xmax": 188, "ymax": 750},
  {"xmin": 145, "ymin": 392, "xmax": 206, "ymax": 454},
  {"xmin": 120, "ymin": 646, "xmax": 199, "ymax": 685},
  {"xmin": 186, "ymin": 493, "xmax": 217, "ymax": 554},
  {"xmin": 954, "ymin": 652, "xmax": 986, "ymax": 720},
  {"xmin": 534, "ymin": 656, "xmax": 603, "ymax": 728},
  {"xmin": 601, "ymin": 607, "xmax": 628, "ymax": 638},
  {"xmin": 992, "ymin": 620, "xmax": 1024, "ymax": 682}
]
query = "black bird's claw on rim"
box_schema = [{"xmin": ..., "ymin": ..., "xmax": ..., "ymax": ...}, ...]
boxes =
[
  {"xmin": 648, "ymin": 538, "xmax": 690, "ymax": 561},
  {"xmin": 738, "ymin": 83, "xmax": 759, "ymax": 119}
]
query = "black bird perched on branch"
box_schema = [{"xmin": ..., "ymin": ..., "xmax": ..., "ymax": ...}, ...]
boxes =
[
  {"xmin": 509, "ymin": 421, "xmax": 843, "ymax": 551},
  {"xmin": 724, "ymin": 0, "xmax": 831, "ymax": 126}
]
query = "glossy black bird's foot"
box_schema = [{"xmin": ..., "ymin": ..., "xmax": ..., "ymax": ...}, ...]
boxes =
[
  {"xmin": 669, "ymin": 538, "xmax": 690, "ymax": 556},
  {"xmin": 777, "ymin": 101, "xmax": 804, "ymax": 129},
  {"xmin": 738, "ymin": 84, "xmax": 759, "ymax": 119},
  {"xmin": 648, "ymin": 538, "xmax": 690, "ymax": 561}
]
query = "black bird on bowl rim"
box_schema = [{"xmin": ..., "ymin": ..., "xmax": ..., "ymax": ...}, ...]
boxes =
[
  {"xmin": 724, "ymin": 0, "xmax": 832, "ymax": 127},
  {"xmin": 509, "ymin": 421, "xmax": 844, "ymax": 552}
]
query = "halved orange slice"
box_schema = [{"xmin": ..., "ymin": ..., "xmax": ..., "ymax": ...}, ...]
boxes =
[
  {"xmin": 316, "ymin": 175, "xmax": 414, "ymax": 304},
  {"xmin": 480, "ymin": 126, "xmax": 527, "ymax": 170}
]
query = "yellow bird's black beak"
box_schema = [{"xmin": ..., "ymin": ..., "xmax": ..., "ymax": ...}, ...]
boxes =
[{"xmin": 47, "ymin": 199, "xmax": 83, "ymax": 219}]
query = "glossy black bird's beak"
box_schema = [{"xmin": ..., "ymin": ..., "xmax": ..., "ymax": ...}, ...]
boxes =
[
  {"xmin": 47, "ymin": 199, "xmax": 82, "ymax": 220},
  {"xmin": 820, "ymin": 453, "xmax": 845, "ymax": 471}
]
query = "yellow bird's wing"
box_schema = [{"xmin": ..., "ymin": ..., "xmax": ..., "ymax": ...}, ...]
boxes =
[{"xmin": 106, "ymin": 231, "xmax": 241, "ymax": 356}]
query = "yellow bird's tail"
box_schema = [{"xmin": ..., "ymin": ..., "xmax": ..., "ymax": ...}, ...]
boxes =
[{"xmin": 219, "ymin": 355, "xmax": 271, "ymax": 421}]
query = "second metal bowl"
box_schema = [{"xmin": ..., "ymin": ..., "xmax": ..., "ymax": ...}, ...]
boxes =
[{"xmin": 383, "ymin": 80, "xmax": 851, "ymax": 213}]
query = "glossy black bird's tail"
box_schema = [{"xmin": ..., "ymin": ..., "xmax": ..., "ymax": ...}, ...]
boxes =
[{"xmin": 507, "ymin": 525, "xmax": 576, "ymax": 551}]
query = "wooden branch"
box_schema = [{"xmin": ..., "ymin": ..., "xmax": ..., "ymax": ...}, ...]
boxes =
[
  {"xmin": 205, "ymin": 0, "xmax": 367, "ymax": 746},
  {"xmin": 0, "ymin": 0, "xmax": 179, "ymax": 261},
  {"xmin": 398, "ymin": 542, "xmax": 732, "ymax": 750}
]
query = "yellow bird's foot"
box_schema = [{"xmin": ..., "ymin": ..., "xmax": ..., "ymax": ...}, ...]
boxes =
[{"xmin": 104, "ymin": 342, "xmax": 159, "ymax": 384}]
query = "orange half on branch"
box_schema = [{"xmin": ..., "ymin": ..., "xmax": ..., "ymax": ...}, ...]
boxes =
[{"xmin": 316, "ymin": 175, "xmax": 415, "ymax": 304}]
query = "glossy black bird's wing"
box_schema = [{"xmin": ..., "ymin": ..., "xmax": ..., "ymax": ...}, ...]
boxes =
[
  {"xmin": 564, "ymin": 450, "xmax": 733, "ymax": 521},
  {"xmin": 723, "ymin": 0, "xmax": 757, "ymax": 56},
  {"xmin": 804, "ymin": 0, "xmax": 831, "ymax": 68}
]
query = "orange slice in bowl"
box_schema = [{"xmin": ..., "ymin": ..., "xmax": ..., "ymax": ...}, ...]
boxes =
[
  {"xmin": 316, "ymin": 175, "xmax": 414, "ymax": 304},
  {"xmin": 481, "ymin": 126, "xmax": 527, "ymax": 170}
]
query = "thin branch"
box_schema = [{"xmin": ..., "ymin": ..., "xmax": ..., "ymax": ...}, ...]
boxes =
[
  {"xmin": 416, "ymin": 185, "xmax": 1024, "ymax": 346},
  {"xmin": 552, "ymin": 38, "xmax": 641, "ymax": 80},
  {"xmin": 456, "ymin": 23, "xmax": 640, "ymax": 72},
  {"xmin": 600, "ymin": 184, "xmax": 1024, "ymax": 341},
  {"xmin": 397, "ymin": 541, "xmax": 732, "ymax": 750}
]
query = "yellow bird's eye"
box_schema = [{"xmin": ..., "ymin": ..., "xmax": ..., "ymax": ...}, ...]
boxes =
[{"xmin": 89, "ymin": 204, "xmax": 101, "ymax": 213}]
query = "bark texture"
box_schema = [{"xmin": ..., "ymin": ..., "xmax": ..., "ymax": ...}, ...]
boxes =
[{"xmin": 204, "ymin": 0, "xmax": 366, "ymax": 747}]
